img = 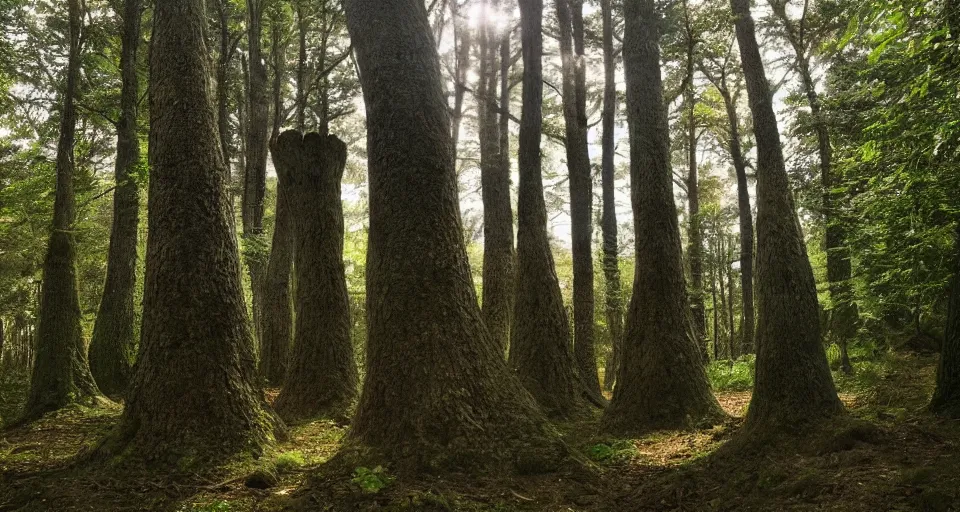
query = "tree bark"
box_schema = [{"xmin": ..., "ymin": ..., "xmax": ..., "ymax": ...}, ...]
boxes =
[
  {"xmin": 343, "ymin": 0, "xmax": 568, "ymax": 474},
  {"xmin": 510, "ymin": 0, "xmax": 592, "ymax": 418},
  {"xmin": 556, "ymin": 0, "xmax": 604, "ymax": 406},
  {"xmin": 931, "ymin": 225, "xmax": 960, "ymax": 418},
  {"xmin": 731, "ymin": 0, "xmax": 844, "ymax": 435},
  {"xmin": 478, "ymin": 1, "xmax": 516, "ymax": 355},
  {"xmin": 601, "ymin": 0, "xmax": 723, "ymax": 435},
  {"xmin": 272, "ymin": 131, "xmax": 357, "ymax": 422},
  {"xmin": 449, "ymin": 0, "xmax": 472, "ymax": 167},
  {"xmin": 97, "ymin": 0, "xmax": 279, "ymax": 463},
  {"xmin": 23, "ymin": 0, "xmax": 105, "ymax": 422},
  {"xmin": 244, "ymin": 0, "xmax": 270, "ymax": 346},
  {"xmin": 89, "ymin": 0, "xmax": 142, "ymax": 398},
  {"xmin": 599, "ymin": 0, "xmax": 623, "ymax": 392}
]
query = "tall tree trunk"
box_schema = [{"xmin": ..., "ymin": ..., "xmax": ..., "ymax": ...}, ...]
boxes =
[
  {"xmin": 510, "ymin": 0, "xmax": 591, "ymax": 418},
  {"xmin": 599, "ymin": 0, "xmax": 623, "ymax": 392},
  {"xmin": 727, "ymin": 236, "xmax": 738, "ymax": 359},
  {"xmin": 215, "ymin": 0, "xmax": 235, "ymax": 180},
  {"xmin": 260, "ymin": 10, "xmax": 294, "ymax": 387},
  {"xmin": 449, "ymin": 0, "xmax": 471, "ymax": 167},
  {"xmin": 601, "ymin": 0, "xmax": 723, "ymax": 435},
  {"xmin": 720, "ymin": 85, "xmax": 756, "ymax": 355},
  {"xmin": 244, "ymin": 0, "xmax": 270, "ymax": 346},
  {"xmin": 272, "ymin": 131, "xmax": 357, "ymax": 422},
  {"xmin": 731, "ymin": 0, "xmax": 844, "ymax": 436},
  {"xmin": 718, "ymin": 233, "xmax": 730, "ymax": 358},
  {"xmin": 711, "ymin": 244, "xmax": 720, "ymax": 361},
  {"xmin": 294, "ymin": 2, "xmax": 308, "ymax": 131},
  {"xmin": 88, "ymin": 0, "xmax": 142, "ymax": 398},
  {"xmin": 478, "ymin": 2, "xmax": 516, "ymax": 355},
  {"xmin": 498, "ymin": 23, "xmax": 511, "ymax": 183},
  {"xmin": 343, "ymin": 0, "xmax": 567, "ymax": 474},
  {"xmin": 556, "ymin": 0, "xmax": 604, "ymax": 405},
  {"xmin": 23, "ymin": 0, "xmax": 105, "ymax": 422},
  {"xmin": 931, "ymin": 225, "xmax": 960, "ymax": 418},
  {"xmin": 97, "ymin": 0, "xmax": 279, "ymax": 462}
]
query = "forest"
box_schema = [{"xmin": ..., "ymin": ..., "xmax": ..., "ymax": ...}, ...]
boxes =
[{"xmin": 0, "ymin": 0, "xmax": 958, "ymax": 509}]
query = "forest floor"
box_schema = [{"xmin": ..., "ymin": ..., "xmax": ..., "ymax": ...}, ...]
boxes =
[{"xmin": 1, "ymin": 350, "xmax": 958, "ymax": 511}]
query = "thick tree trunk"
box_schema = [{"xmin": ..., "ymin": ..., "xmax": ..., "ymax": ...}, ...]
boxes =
[
  {"xmin": 97, "ymin": 0, "xmax": 278, "ymax": 463},
  {"xmin": 272, "ymin": 131, "xmax": 357, "ymax": 422},
  {"xmin": 510, "ymin": 0, "xmax": 591, "ymax": 418},
  {"xmin": 731, "ymin": 0, "xmax": 844, "ymax": 435},
  {"xmin": 931, "ymin": 226, "xmax": 960, "ymax": 418},
  {"xmin": 244, "ymin": 0, "xmax": 270, "ymax": 345},
  {"xmin": 343, "ymin": 0, "xmax": 567, "ymax": 474},
  {"xmin": 601, "ymin": 0, "xmax": 723, "ymax": 435},
  {"xmin": 478, "ymin": 2, "xmax": 516, "ymax": 355},
  {"xmin": 89, "ymin": 0, "xmax": 141, "ymax": 399},
  {"xmin": 259, "ymin": 154, "xmax": 293, "ymax": 387},
  {"xmin": 23, "ymin": 0, "xmax": 105, "ymax": 422},
  {"xmin": 556, "ymin": 0, "xmax": 604, "ymax": 406},
  {"xmin": 599, "ymin": 0, "xmax": 623, "ymax": 392}
]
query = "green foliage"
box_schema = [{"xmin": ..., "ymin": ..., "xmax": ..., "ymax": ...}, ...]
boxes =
[
  {"xmin": 587, "ymin": 440, "xmax": 638, "ymax": 463},
  {"xmin": 707, "ymin": 356, "xmax": 755, "ymax": 392},
  {"xmin": 273, "ymin": 450, "xmax": 305, "ymax": 472},
  {"xmin": 177, "ymin": 500, "xmax": 233, "ymax": 512},
  {"xmin": 350, "ymin": 465, "xmax": 394, "ymax": 493}
]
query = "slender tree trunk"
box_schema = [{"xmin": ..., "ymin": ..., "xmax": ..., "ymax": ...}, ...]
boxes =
[
  {"xmin": 343, "ymin": 0, "xmax": 568, "ymax": 474},
  {"xmin": 718, "ymin": 234, "xmax": 729, "ymax": 358},
  {"xmin": 478, "ymin": 1, "xmax": 516, "ymax": 355},
  {"xmin": 731, "ymin": 0, "xmax": 844, "ymax": 436},
  {"xmin": 244, "ymin": 0, "xmax": 270, "ymax": 346},
  {"xmin": 260, "ymin": 10, "xmax": 294, "ymax": 386},
  {"xmin": 499, "ymin": 23, "xmax": 511, "ymax": 183},
  {"xmin": 601, "ymin": 0, "xmax": 723, "ymax": 436},
  {"xmin": 727, "ymin": 237, "xmax": 738, "ymax": 359},
  {"xmin": 711, "ymin": 245, "xmax": 720, "ymax": 361},
  {"xmin": 295, "ymin": 2, "xmax": 309, "ymax": 131},
  {"xmin": 215, "ymin": 0, "xmax": 234, "ymax": 180},
  {"xmin": 686, "ymin": 90, "xmax": 707, "ymax": 358},
  {"xmin": 97, "ymin": 0, "xmax": 279, "ymax": 463},
  {"xmin": 88, "ymin": 0, "xmax": 142, "ymax": 398},
  {"xmin": 510, "ymin": 0, "xmax": 591, "ymax": 418},
  {"xmin": 555, "ymin": 0, "xmax": 603, "ymax": 405},
  {"xmin": 931, "ymin": 225, "xmax": 960, "ymax": 418},
  {"xmin": 599, "ymin": 0, "xmax": 623, "ymax": 392},
  {"xmin": 273, "ymin": 131, "xmax": 356, "ymax": 422},
  {"xmin": 450, "ymin": 0, "xmax": 471, "ymax": 167},
  {"xmin": 22, "ymin": 0, "xmax": 105, "ymax": 422}
]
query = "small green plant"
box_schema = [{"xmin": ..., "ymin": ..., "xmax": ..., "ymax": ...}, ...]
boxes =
[
  {"xmin": 587, "ymin": 440, "xmax": 638, "ymax": 462},
  {"xmin": 274, "ymin": 450, "xmax": 306, "ymax": 472},
  {"xmin": 178, "ymin": 500, "xmax": 232, "ymax": 512},
  {"xmin": 351, "ymin": 465, "xmax": 394, "ymax": 493},
  {"xmin": 707, "ymin": 355, "xmax": 755, "ymax": 392}
]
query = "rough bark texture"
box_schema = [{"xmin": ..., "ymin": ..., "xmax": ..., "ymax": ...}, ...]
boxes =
[
  {"xmin": 685, "ymin": 88, "xmax": 707, "ymax": 356},
  {"xmin": 931, "ymin": 226, "xmax": 960, "ymax": 418},
  {"xmin": 215, "ymin": 0, "xmax": 236, "ymax": 178},
  {"xmin": 601, "ymin": 0, "xmax": 723, "ymax": 435},
  {"xmin": 272, "ymin": 131, "xmax": 357, "ymax": 423},
  {"xmin": 259, "ymin": 151, "xmax": 293, "ymax": 387},
  {"xmin": 478, "ymin": 2, "xmax": 515, "ymax": 355},
  {"xmin": 732, "ymin": 0, "xmax": 844, "ymax": 435},
  {"xmin": 599, "ymin": 0, "xmax": 623, "ymax": 391},
  {"xmin": 343, "ymin": 0, "xmax": 568, "ymax": 474},
  {"xmin": 23, "ymin": 0, "xmax": 105, "ymax": 422},
  {"xmin": 89, "ymin": 0, "xmax": 141, "ymax": 398},
  {"xmin": 510, "ymin": 0, "xmax": 591, "ymax": 418},
  {"xmin": 556, "ymin": 0, "xmax": 604, "ymax": 406},
  {"xmin": 98, "ymin": 0, "xmax": 278, "ymax": 463},
  {"xmin": 243, "ymin": 0, "xmax": 270, "ymax": 344}
]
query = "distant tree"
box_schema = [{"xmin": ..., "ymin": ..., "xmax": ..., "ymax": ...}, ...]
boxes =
[
  {"xmin": 602, "ymin": 0, "xmax": 724, "ymax": 435},
  {"xmin": 98, "ymin": 0, "xmax": 278, "ymax": 462},
  {"xmin": 88, "ymin": 0, "xmax": 143, "ymax": 398},
  {"xmin": 22, "ymin": 0, "xmax": 105, "ymax": 422},
  {"xmin": 731, "ymin": 0, "xmax": 843, "ymax": 435},
  {"xmin": 510, "ymin": 0, "xmax": 593, "ymax": 417},
  {"xmin": 273, "ymin": 130, "xmax": 357, "ymax": 422},
  {"xmin": 343, "ymin": 0, "xmax": 568, "ymax": 473}
]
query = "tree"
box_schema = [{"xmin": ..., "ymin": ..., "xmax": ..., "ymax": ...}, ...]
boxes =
[
  {"xmin": 21, "ymin": 0, "xmax": 105, "ymax": 422},
  {"xmin": 931, "ymin": 227, "xmax": 960, "ymax": 418},
  {"xmin": 243, "ymin": 0, "xmax": 270, "ymax": 342},
  {"xmin": 601, "ymin": 0, "xmax": 724, "ymax": 435},
  {"xmin": 477, "ymin": 0, "xmax": 516, "ymax": 354},
  {"xmin": 272, "ymin": 130, "xmax": 357, "ymax": 422},
  {"xmin": 88, "ymin": 0, "xmax": 142, "ymax": 398},
  {"xmin": 731, "ymin": 0, "xmax": 844, "ymax": 435},
  {"xmin": 342, "ymin": 0, "xmax": 568, "ymax": 473},
  {"xmin": 766, "ymin": 0, "xmax": 855, "ymax": 372},
  {"xmin": 599, "ymin": 0, "xmax": 624, "ymax": 392},
  {"xmin": 97, "ymin": 0, "xmax": 278, "ymax": 462},
  {"xmin": 556, "ymin": 0, "xmax": 604, "ymax": 405},
  {"xmin": 510, "ymin": 0, "xmax": 593, "ymax": 417}
]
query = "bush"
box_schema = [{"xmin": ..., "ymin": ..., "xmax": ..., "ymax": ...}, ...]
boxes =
[{"xmin": 707, "ymin": 356, "xmax": 755, "ymax": 392}]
